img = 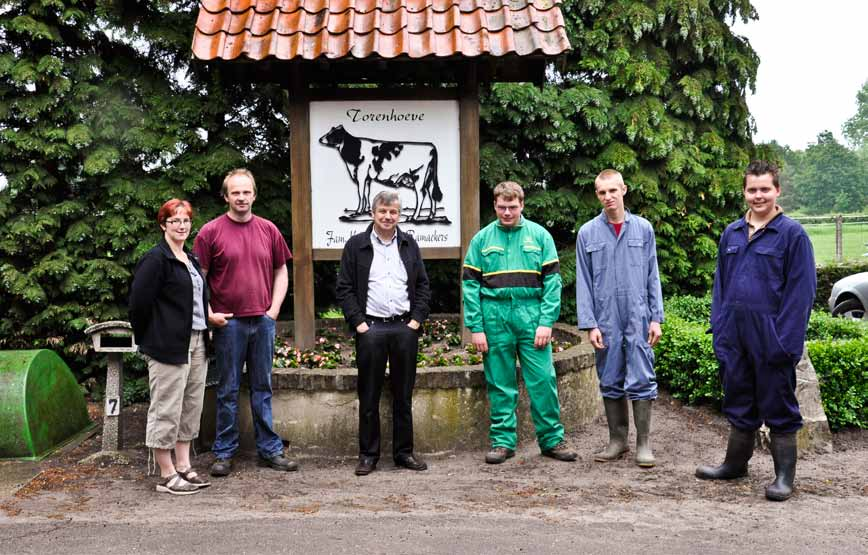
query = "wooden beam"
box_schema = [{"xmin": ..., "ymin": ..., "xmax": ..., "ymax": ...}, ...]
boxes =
[
  {"xmin": 289, "ymin": 68, "xmax": 316, "ymax": 350},
  {"xmin": 459, "ymin": 63, "xmax": 480, "ymax": 344}
]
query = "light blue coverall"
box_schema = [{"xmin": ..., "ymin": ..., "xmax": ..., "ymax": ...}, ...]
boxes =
[{"xmin": 576, "ymin": 210, "xmax": 664, "ymax": 400}]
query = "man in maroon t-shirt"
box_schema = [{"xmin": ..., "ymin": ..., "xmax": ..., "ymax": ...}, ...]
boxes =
[{"xmin": 193, "ymin": 168, "xmax": 296, "ymax": 477}]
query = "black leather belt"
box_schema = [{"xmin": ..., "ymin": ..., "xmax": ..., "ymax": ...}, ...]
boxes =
[{"xmin": 366, "ymin": 313, "xmax": 410, "ymax": 323}]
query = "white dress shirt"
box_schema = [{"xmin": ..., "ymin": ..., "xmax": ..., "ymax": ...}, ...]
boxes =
[{"xmin": 366, "ymin": 230, "xmax": 410, "ymax": 317}]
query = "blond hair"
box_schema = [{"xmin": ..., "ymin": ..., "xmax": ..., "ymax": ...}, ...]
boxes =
[
  {"xmin": 594, "ymin": 169, "xmax": 624, "ymax": 187},
  {"xmin": 492, "ymin": 181, "xmax": 524, "ymax": 202}
]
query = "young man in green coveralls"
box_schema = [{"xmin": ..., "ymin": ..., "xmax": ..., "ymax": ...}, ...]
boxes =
[{"xmin": 462, "ymin": 182, "xmax": 577, "ymax": 464}]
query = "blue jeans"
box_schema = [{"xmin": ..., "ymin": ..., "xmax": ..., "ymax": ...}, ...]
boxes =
[{"xmin": 212, "ymin": 315, "xmax": 284, "ymax": 459}]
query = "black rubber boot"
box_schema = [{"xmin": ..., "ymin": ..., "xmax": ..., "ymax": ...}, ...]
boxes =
[
  {"xmin": 695, "ymin": 426, "xmax": 755, "ymax": 480},
  {"xmin": 632, "ymin": 400, "xmax": 655, "ymax": 467},
  {"xmin": 765, "ymin": 432, "xmax": 797, "ymax": 501},
  {"xmin": 594, "ymin": 397, "xmax": 630, "ymax": 462}
]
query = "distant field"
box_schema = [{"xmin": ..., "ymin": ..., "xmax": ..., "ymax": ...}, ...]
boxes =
[{"xmin": 801, "ymin": 222, "xmax": 868, "ymax": 264}]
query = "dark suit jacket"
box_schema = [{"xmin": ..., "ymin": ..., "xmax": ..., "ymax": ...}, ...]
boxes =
[{"xmin": 335, "ymin": 224, "xmax": 431, "ymax": 330}]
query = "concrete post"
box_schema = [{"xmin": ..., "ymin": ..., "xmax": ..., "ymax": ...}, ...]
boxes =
[
  {"xmin": 835, "ymin": 215, "xmax": 843, "ymax": 263},
  {"xmin": 101, "ymin": 352, "xmax": 124, "ymax": 451}
]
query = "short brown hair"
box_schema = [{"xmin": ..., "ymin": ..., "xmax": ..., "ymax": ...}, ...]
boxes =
[
  {"xmin": 492, "ymin": 181, "xmax": 524, "ymax": 202},
  {"xmin": 744, "ymin": 160, "xmax": 780, "ymax": 189},
  {"xmin": 156, "ymin": 199, "xmax": 193, "ymax": 227},
  {"xmin": 221, "ymin": 168, "xmax": 257, "ymax": 197}
]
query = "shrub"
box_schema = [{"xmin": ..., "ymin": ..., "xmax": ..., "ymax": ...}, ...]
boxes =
[
  {"xmin": 655, "ymin": 315, "xmax": 722, "ymax": 405},
  {"xmin": 808, "ymin": 338, "xmax": 868, "ymax": 430},
  {"xmin": 664, "ymin": 293, "xmax": 867, "ymax": 340},
  {"xmin": 806, "ymin": 311, "xmax": 868, "ymax": 341},
  {"xmin": 664, "ymin": 294, "xmax": 712, "ymax": 324},
  {"xmin": 655, "ymin": 296, "xmax": 868, "ymax": 429}
]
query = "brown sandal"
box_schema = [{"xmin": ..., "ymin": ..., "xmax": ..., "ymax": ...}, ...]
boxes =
[
  {"xmin": 177, "ymin": 469, "xmax": 211, "ymax": 489},
  {"xmin": 156, "ymin": 473, "xmax": 199, "ymax": 495}
]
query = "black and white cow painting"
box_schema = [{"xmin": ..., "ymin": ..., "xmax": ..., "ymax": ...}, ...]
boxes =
[{"xmin": 318, "ymin": 125, "xmax": 449, "ymax": 224}]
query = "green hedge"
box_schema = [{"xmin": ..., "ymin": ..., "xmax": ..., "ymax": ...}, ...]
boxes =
[
  {"xmin": 657, "ymin": 296, "xmax": 868, "ymax": 430},
  {"xmin": 664, "ymin": 294, "xmax": 711, "ymax": 324},
  {"xmin": 808, "ymin": 338, "xmax": 868, "ymax": 429},
  {"xmin": 664, "ymin": 293, "xmax": 867, "ymax": 340},
  {"xmin": 805, "ymin": 311, "xmax": 868, "ymax": 341},
  {"xmin": 655, "ymin": 315, "xmax": 722, "ymax": 405}
]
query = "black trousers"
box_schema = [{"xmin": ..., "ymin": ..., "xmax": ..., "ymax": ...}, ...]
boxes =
[{"xmin": 355, "ymin": 319, "xmax": 420, "ymax": 460}]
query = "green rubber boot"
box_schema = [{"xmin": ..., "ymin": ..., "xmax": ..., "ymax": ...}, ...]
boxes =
[
  {"xmin": 766, "ymin": 432, "xmax": 797, "ymax": 501},
  {"xmin": 633, "ymin": 400, "xmax": 655, "ymax": 467},
  {"xmin": 594, "ymin": 397, "xmax": 629, "ymax": 462},
  {"xmin": 695, "ymin": 427, "xmax": 755, "ymax": 480}
]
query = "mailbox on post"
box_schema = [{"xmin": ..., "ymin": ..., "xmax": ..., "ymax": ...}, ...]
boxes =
[{"xmin": 84, "ymin": 321, "xmax": 137, "ymax": 452}]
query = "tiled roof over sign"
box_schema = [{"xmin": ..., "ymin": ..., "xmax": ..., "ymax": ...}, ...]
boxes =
[{"xmin": 192, "ymin": 0, "xmax": 571, "ymax": 61}]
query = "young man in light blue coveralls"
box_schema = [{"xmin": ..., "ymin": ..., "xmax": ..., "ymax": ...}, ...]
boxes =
[{"xmin": 576, "ymin": 169, "xmax": 664, "ymax": 467}]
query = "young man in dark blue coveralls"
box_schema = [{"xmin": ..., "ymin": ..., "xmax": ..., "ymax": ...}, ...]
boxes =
[{"xmin": 696, "ymin": 161, "xmax": 816, "ymax": 501}]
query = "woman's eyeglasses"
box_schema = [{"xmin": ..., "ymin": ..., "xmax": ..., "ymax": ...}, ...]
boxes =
[{"xmin": 165, "ymin": 218, "xmax": 192, "ymax": 226}]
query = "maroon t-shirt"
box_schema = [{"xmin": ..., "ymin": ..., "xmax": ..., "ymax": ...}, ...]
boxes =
[
  {"xmin": 611, "ymin": 222, "xmax": 623, "ymax": 237},
  {"xmin": 193, "ymin": 214, "xmax": 292, "ymax": 317}
]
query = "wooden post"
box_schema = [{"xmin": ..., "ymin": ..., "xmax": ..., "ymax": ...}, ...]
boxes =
[
  {"xmin": 289, "ymin": 68, "xmax": 315, "ymax": 350},
  {"xmin": 835, "ymin": 215, "xmax": 843, "ymax": 263},
  {"xmin": 459, "ymin": 63, "xmax": 480, "ymax": 345}
]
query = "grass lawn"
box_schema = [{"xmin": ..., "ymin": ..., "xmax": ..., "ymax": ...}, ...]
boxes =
[{"xmin": 802, "ymin": 222, "xmax": 868, "ymax": 264}]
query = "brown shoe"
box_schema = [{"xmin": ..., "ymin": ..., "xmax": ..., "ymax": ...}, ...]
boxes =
[
  {"xmin": 542, "ymin": 441, "xmax": 578, "ymax": 462},
  {"xmin": 485, "ymin": 447, "xmax": 515, "ymax": 464}
]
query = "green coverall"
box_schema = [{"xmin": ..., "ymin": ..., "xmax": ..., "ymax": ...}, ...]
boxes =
[{"xmin": 462, "ymin": 216, "xmax": 565, "ymax": 451}]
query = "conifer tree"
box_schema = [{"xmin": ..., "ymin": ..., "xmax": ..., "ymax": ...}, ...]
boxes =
[
  {"xmin": 0, "ymin": 1, "xmax": 289, "ymax": 376},
  {"xmin": 480, "ymin": 0, "xmax": 760, "ymax": 301}
]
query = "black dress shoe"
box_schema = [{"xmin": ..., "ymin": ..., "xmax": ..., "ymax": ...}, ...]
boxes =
[
  {"xmin": 355, "ymin": 457, "xmax": 377, "ymax": 476},
  {"xmin": 394, "ymin": 454, "xmax": 428, "ymax": 471}
]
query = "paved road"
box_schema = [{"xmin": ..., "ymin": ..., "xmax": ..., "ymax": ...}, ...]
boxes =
[
  {"xmin": 2, "ymin": 398, "xmax": 867, "ymax": 554},
  {"xmin": 2, "ymin": 498, "xmax": 867, "ymax": 554}
]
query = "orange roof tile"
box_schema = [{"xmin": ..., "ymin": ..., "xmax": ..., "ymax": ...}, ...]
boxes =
[{"xmin": 192, "ymin": 0, "xmax": 571, "ymax": 61}]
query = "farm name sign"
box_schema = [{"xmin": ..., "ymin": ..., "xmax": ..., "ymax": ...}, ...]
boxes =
[{"xmin": 309, "ymin": 100, "xmax": 461, "ymax": 249}]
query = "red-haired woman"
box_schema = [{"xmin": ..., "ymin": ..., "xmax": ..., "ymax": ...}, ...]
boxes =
[{"xmin": 129, "ymin": 199, "xmax": 210, "ymax": 495}]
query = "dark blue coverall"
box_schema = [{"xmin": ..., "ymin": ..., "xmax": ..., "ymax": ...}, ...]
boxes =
[{"xmin": 711, "ymin": 213, "xmax": 816, "ymax": 433}]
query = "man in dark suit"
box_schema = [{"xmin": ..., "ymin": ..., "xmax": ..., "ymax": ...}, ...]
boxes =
[{"xmin": 336, "ymin": 191, "xmax": 432, "ymax": 476}]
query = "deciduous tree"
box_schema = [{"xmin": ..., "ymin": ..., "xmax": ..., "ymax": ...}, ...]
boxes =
[{"xmin": 793, "ymin": 131, "xmax": 867, "ymax": 214}]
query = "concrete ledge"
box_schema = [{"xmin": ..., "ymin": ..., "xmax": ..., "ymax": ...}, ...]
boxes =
[{"xmin": 200, "ymin": 322, "xmax": 602, "ymax": 456}]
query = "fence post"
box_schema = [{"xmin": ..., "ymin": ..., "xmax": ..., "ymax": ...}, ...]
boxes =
[{"xmin": 835, "ymin": 215, "xmax": 843, "ymax": 263}]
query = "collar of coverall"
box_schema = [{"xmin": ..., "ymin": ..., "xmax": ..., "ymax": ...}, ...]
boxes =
[
  {"xmin": 496, "ymin": 215, "xmax": 526, "ymax": 229},
  {"xmin": 598, "ymin": 208, "xmax": 633, "ymax": 225},
  {"xmin": 737, "ymin": 205, "xmax": 784, "ymax": 232}
]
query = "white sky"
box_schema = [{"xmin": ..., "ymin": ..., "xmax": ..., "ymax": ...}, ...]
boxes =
[{"xmin": 732, "ymin": 0, "xmax": 868, "ymax": 150}]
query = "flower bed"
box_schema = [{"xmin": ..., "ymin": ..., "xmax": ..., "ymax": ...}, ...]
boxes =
[{"xmin": 273, "ymin": 318, "xmax": 575, "ymax": 369}]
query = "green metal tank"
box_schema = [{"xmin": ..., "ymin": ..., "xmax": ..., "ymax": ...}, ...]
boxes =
[{"xmin": 0, "ymin": 350, "xmax": 93, "ymax": 460}]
